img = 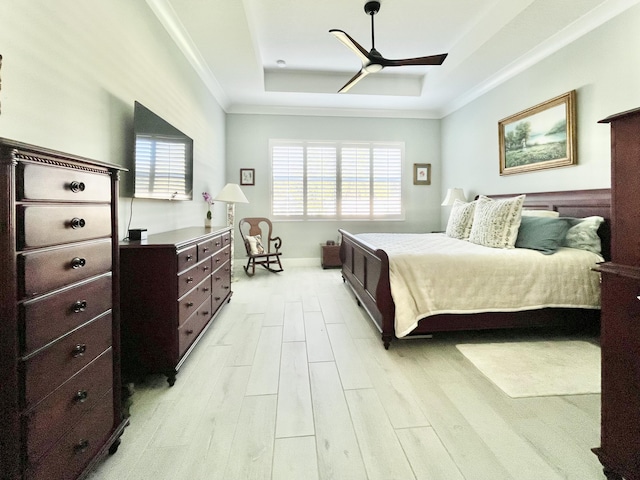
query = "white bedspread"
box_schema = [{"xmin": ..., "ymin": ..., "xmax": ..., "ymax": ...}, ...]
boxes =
[{"xmin": 356, "ymin": 233, "xmax": 603, "ymax": 338}]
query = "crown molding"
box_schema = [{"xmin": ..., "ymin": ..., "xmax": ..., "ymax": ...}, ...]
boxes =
[
  {"xmin": 145, "ymin": 0, "xmax": 231, "ymax": 111},
  {"xmin": 439, "ymin": 0, "xmax": 640, "ymax": 117}
]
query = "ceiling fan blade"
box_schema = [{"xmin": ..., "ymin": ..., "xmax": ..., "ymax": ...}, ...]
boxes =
[
  {"xmin": 338, "ymin": 68, "xmax": 370, "ymax": 93},
  {"xmin": 382, "ymin": 53, "xmax": 448, "ymax": 67},
  {"xmin": 329, "ymin": 29, "xmax": 371, "ymax": 64}
]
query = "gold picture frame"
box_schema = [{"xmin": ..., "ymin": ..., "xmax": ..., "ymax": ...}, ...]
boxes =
[
  {"xmin": 499, "ymin": 90, "xmax": 576, "ymax": 175},
  {"xmin": 413, "ymin": 163, "xmax": 431, "ymax": 185}
]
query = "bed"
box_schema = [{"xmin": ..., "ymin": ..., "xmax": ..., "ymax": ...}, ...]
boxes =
[{"xmin": 338, "ymin": 189, "xmax": 611, "ymax": 349}]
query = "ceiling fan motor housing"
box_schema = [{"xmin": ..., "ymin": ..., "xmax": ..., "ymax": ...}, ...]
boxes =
[{"xmin": 364, "ymin": 1, "xmax": 380, "ymax": 15}]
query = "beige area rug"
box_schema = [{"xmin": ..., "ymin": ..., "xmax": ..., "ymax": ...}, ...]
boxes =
[{"xmin": 455, "ymin": 340, "xmax": 601, "ymax": 398}]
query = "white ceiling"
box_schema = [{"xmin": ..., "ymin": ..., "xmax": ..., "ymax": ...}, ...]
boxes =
[{"xmin": 146, "ymin": 0, "xmax": 637, "ymax": 118}]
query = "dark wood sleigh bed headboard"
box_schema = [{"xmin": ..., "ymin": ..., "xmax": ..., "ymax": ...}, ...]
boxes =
[{"xmin": 487, "ymin": 188, "xmax": 612, "ymax": 260}]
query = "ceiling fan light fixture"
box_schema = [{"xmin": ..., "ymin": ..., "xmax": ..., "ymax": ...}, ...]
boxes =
[
  {"xmin": 364, "ymin": 63, "xmax": 383, "ymax": 73},
  {"xmin": 276, "ymin": 59, "xmax": 287, "ymax": 68}
]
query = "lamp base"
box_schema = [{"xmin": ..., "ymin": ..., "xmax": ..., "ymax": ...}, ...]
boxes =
[{"xmin": 227, "ymin": 203, "xmax": 236, "ymax": 282}]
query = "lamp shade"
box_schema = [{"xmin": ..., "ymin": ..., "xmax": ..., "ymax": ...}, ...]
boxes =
[
  {"xmin": 213, "ymin": 183, "xmax": 249, "ymax": 204},
  {"xmin": 441, "ymin": 188, "xmax": 466, "ymax": 206}
]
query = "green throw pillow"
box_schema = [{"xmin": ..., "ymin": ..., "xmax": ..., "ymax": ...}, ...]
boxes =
[{"xmin": 515, "ymin": 217, "xmax": 570, "ymax": 255}]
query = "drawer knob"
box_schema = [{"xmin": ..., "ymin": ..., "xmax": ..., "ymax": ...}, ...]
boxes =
[
  {"xmin": 214, "ymin": 296, "xmax": 221, "ymax": 301},
  {"xmin": 186, "ymin": 302, "xmax": 194, "ymax": 308},
  {"xmin": 203, "ymin": 247, "xmax": 209, "ymax": 252},
  {"xmin": 186, "ymin": 277, "xmax": 194, "ymax": 284},
  {"xmin": 215, "ymin": 258, "xmax": 221, "ymax": 263},
  {"xmin": 71, "ymin": 257, "xmax": 87, "ymax": 269},
  {"xmin": 215, "ymin": 276, "xmax": 221, "ymax": 281},
  {"xmin": 186, "ymin": 254, "xmax": 194, "ymax": 261},
  {"xmin": 69, "ymin": 181, "xmax": 86, "ymax": 193},
  {"xmin": 223, "ymin": 285, "xmax": 230, "ymax": 290},
  {"xmin": 70, "ymin": 217, "xmax": 86, "ymax": 229},
  {"xmin": 186, "ymin": 329, "xmax": 194, "ymax": 335},
  {"xmin": 72, "ymin": 300, "xmax": 88, "ymax": 313},
  {"xmin": 203, "ymin": 266, "xmax": 210, "ymax": 271},
  {"xmin": 72, "ymin": 344, "xmax": 87, "ymax": 358},
  {"xmin": 202, "ymin": 311, "xmax": 209, "ymax": 316},
  {"xmin": 74, "ymin": 439, "xmax": 90, "ymax": 454},
  {"xmin": 75, "ymin": 390, "xmax": 89, "ymax": 403},
  {"xmin": 215, "ymin": 241, "xmax": 221, "ymax": 247},
  {"xmin": 203, "ymin": 287, "xmax": 210, "ymax": 292}
]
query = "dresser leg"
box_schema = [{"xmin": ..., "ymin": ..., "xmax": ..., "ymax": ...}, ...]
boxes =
[{"xmin": 166, "ymin": 371, "xmax": 177, "ymax": 387}]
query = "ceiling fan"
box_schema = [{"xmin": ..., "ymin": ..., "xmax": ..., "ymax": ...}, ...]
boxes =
[{"xmin": 329, "ymin": 1, "xmax": 448, "ymax": 93}]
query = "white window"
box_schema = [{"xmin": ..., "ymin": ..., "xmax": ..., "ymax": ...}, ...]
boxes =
[{"xmin": 271, "ymin": 140, "xmax": 403, "ymax": 220}]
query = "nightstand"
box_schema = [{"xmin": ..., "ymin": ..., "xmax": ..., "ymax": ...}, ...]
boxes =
[{"xmin": 321, "ymin": 243, "xmax": 342, "ymax": 269}]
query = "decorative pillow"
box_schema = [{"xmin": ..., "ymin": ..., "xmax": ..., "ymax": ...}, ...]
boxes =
[
  {"xmin": 562, "ymin": 216, "xmax": 604, "ymax": 254},
  {"xmin": 468, "ymin": 195, "xmax": 526, "ymax": 248},
  {"xmin": 445, "ymin": 200, "xmax": 476, "ymax": 240},
  {"xmin": 521, "ymin": 209, "xmax": 560, "ymax": 218},
  {"xmin": 246, "ymin": 234, "xmax": 265, "ymax": 254},
  {"xmin": 515, "ymin": 217, "xmax": 570, "ymax": 255}
]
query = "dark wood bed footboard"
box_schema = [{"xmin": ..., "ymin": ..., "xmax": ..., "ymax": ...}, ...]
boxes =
[
  {"xmin": 339, "ymin": 229, "xmax": 395, "ymax": 348},
  {"xmin": 339, "ymin": 188, "xmax": 611, "ymax": 349}
]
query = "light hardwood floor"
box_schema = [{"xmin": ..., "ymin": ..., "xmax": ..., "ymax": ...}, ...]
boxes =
[{"xmin": 89, "ymin": 266, "xmax": 605, "ymax": 480}]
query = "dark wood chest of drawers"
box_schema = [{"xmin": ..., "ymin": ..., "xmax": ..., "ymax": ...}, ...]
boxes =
[
  {"xmin": 594, "ymin": 108, "xmax": 640, "ymax": 480},
  {"xmin": 0, "ymin": 138, "xmax": 128, "ymax": 480},
  {"xmin": 119, "ymin": 227, "xmax": 232, "ymax": 386}
]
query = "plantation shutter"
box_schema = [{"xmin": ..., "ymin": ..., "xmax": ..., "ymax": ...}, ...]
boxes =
[
  {"xmin": 270, "ymin": 140, "xmax": 403, "ymax": 219},
  {"xmin": 272, "ymin": 144, "xmax": 304, "ymax": 216},
  {"xmin": 341, "ymin": 145, "xmax": 371, "ymax": 216},
  {"xmin": 372, "ymin": 146, "xmax": 402, "ymax": 215},
  {"xmin": 306, "ymin": 145, "xmax": 337, "ymax": 216}
]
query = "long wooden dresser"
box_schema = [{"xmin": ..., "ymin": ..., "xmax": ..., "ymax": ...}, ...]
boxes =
[
  {"xmin": 0, "ymin": 138, "xmax": 128, "ymax": 480},
  {"xmin": 119, "ymin": 226, "xmax": 232, "ymax": 386},
  {"xmin": 593, "ymin": 108, "xmax": 640, "ymax": 480}
]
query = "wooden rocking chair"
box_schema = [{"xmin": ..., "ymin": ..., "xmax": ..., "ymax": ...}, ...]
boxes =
[{"xmin": 238, "ymin": 217, "xmax": 284, "ymax": 276}]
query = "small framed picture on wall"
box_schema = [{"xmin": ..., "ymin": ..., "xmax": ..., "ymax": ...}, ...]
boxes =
[
  {"xmin": 413, "ymin": 163, "xmax": 431, "ymax": 185},
  {"xmin": 240, "ymin": 168, "xmax": 255, "ymax": 186}
]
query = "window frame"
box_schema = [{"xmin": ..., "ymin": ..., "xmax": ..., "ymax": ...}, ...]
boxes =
[{"xmin": 270, "ymin": 139, "xmax": 405, "ymax": 221}]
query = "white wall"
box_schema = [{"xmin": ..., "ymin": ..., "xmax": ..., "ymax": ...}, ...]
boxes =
[
  {"xmin": 0, "ymin": 0, "xmax": 227, "ymax": 239},
  {"xmin": 440, "ymin": 3, "xmax": 640, "ymax": 228},
  {"xmin": 3, "ymin": 2, "xmax": 636, "ymax": 255},
  {"xmin": 226, "ymin": 114, "xmax": 441, "ymax": 259}
]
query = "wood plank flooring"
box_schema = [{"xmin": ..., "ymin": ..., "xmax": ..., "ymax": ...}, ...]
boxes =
[{"xmin": 89, "ymin": 266, "xmax": 605, "ymax": 480}]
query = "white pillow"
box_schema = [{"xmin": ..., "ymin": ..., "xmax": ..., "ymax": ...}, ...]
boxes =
[
  {"xmin": 445, "ymin": 200, "xmax": 477, "ymax": 240},
  {"xmin": 468, "ymin": 195, "xmax": 526, "ymax": 248},
  {"xmin": 562, "ymin": 216, "xmax": 604, "ymax": 254},
  {"xmin": 246, "ymin": 234, "xmax": 265, "ymax": 254},
  {"xmin": 521, "ymin": 209, "xmax": 560, "ymax": 218}
]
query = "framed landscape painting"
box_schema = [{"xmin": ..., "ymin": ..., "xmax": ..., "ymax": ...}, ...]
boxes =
[{"xmin": 499, "ymin": 90, "xmax": 576, "ymax": 175}]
